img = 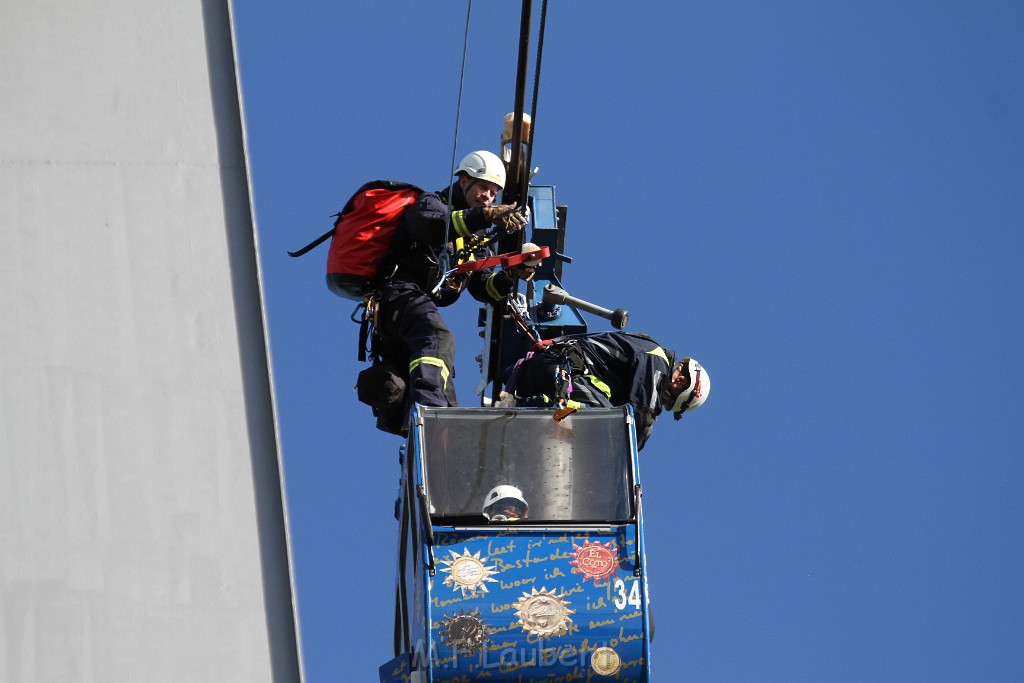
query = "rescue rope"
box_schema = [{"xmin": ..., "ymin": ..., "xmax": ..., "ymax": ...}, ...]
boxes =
[
  {"xmin": 443, "ymin": 0, "xmax": 474, "ymax": 248},
  {"xmin": 508, "ymin": 299, "xmax": 540, "ymax": 344}
]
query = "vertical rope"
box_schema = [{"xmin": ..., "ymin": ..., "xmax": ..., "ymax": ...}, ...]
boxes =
[
  {"xmin": 520, "ymin": 0, "xmax": 548, "ymax": 207},
  {"xmin": 443, "ymin": 0, "xmax": 473, "ymax": 246}
]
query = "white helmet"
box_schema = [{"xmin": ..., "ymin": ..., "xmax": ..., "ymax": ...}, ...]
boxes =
[
  {"xmin": 482, "ymin": 485, "xmax": 528, "ymax": 518},
  {"xmin": 456, "ymin": 150, "xmax": 506, "ymax": 189},
  {"xmin": 669, "ymin": 358, "xmax": 710, "ymax": 419}
]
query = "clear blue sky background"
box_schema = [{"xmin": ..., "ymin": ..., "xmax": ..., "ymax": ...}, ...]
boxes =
[{"xmin": 234, "ymin": 3, "xmax": 1023, "ymax": 681}]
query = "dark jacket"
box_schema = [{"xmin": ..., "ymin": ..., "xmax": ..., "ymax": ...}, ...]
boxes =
[{"xmin": 386, "ymin": 182, "xmax": 492, "ymax": 303}]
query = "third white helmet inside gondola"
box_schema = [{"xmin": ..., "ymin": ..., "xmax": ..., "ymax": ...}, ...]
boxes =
[
  {"xmin": 456, "ymin": 150, "xmax": 507, "ymax": 190},
  {"xmin": 667, "ymin": 358, "xmax": 710, "ymax": 420},
  {"xmin": 481, "ymin": 484, "xmax": 528, "ymax": 520}
]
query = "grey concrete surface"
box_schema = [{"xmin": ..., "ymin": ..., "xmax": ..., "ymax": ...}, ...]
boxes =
[{"xmin": 0, "ymin": 1, "xmax": 302, "ymax": 680}]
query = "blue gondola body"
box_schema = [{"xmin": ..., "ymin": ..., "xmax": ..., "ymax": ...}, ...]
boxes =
[{"xmin": 380, "ymin": 405, "xmax": 653, "ymax": 682}]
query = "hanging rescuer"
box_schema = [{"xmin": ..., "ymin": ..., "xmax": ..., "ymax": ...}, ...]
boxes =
[{"xmin": 503, "ymin": 331, "xmax": 711, "ymax": 450}]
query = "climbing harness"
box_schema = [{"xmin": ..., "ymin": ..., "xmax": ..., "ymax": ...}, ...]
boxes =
[{"xmin": 354, "ymin": 294, "xmax": 380, "ymax": 363}]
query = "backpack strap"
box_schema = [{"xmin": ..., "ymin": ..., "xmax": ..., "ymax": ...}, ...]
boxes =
[{"xmin": 287, "ymin": 222, "xmax": 337, "ymax": 257}]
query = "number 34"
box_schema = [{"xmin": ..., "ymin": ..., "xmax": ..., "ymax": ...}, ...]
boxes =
[{"xmin": 613, "ymin": 579, "xmax": 641, "ymax": 610}]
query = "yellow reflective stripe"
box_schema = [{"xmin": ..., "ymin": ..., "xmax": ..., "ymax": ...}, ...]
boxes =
[
  {"xmin": 409, "ymin": 356, "xmax": 450, "ymax": 387},
  {"xmin": 583, "ymin": 374, "xmax": 612, "ymax": 399},
  {"xmin": 566, "ymin": 399, "xmax": 584, "ymax": 409},
  {"xmin": 647, "ymin": 346, "xmax": 670, "ymax": 365},
  {"xmin": 450, "ymin": 210, "xmax": 472, "ymax": 238},
  {"xmin": 485, "ymin": 273, "xmax": 503, "ymax": 301}
]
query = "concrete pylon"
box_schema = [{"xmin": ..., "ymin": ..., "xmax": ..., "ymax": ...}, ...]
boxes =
[{"xmin": 0, "ymin": 1, "xmax": 302, "ymax": 681}]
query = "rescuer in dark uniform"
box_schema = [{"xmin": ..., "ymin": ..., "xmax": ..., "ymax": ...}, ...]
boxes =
[
  {"xmin": 504, "ymin": 331, "xmax": 711, "ymax": 450},
  {"xmin": 372, "ymin": 150, "xmax": 526, "ymax": 434}
]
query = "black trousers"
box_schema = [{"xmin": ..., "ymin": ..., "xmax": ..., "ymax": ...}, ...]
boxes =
[{"xmin": 376, "ymin": 281, "xmax": 457, "ymax": 410}]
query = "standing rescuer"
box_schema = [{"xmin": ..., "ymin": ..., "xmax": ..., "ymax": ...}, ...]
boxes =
[{"xmin": 369, "ymin": 150, "xmax": 527, "ymax": 434}]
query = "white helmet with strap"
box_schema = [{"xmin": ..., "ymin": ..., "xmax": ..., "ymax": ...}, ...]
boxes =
[
  {"xmin": 670, "ymin": 358, "xmax": 710, "ymax": 419},
  {"xmin": 456, "ymin": 150, "xmax": 506, "ymax": 189}
]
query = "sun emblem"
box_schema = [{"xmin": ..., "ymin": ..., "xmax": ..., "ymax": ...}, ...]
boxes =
[
  {"xmin": 439, "ymin": 548, "xmax": 498, "ymax": 596},
  {"xmin": 512, "ymin": 587, "xmax": 575, "ymax": 637},
  {"xmin": 440, "ymin": 608, "xmax": 492, "ymax": 654},
  {"xmin": 569, "ymin": 540, "xmax": 620, "ymax": 585}
]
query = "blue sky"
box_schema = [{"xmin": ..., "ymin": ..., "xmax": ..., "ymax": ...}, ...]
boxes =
[{"xmin": 234, "ymin": 3, "xmax": 1023, "ymax": 681}]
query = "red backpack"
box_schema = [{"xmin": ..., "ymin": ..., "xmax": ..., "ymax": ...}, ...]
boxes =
[{"xmin": 289, "ymin": 180, "xmax": 422, "ymax": 300}]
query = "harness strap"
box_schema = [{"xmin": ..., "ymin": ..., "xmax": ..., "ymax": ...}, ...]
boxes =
[
  {"xmin": 287, "ymin": 226, "xmax": 334, "ymax": 257},
  {"xmin": 355, "ymin": 295, "xmax": 378, "ymax": 363}
]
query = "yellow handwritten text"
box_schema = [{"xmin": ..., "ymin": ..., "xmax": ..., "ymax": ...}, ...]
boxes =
[
  {"xmin": 486, "ymin": 539, "xmax": 516, "ymax": 556},
  {"xmin": 499, "ymin": 575, "xmax": 537, "ymax": 590},
  {"xmin": 544, "ymin": 566, "xmax": 567, "ymax": 580},
  {"xmin": 431, "ymin": 595, "xmax": 465, "ymax": 608},
  {"xmin": 617, "ymin": 626, "xmax": 641, "ymax": 643}
]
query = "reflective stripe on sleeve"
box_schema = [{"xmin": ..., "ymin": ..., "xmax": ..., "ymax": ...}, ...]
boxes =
[
  {"xmin": 450, "ymin": 210, "xmax": 472, "ymax": 238},
  {"xmin": 485, "ymin": 273, "xmax": 504, "ymax": 301}
]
